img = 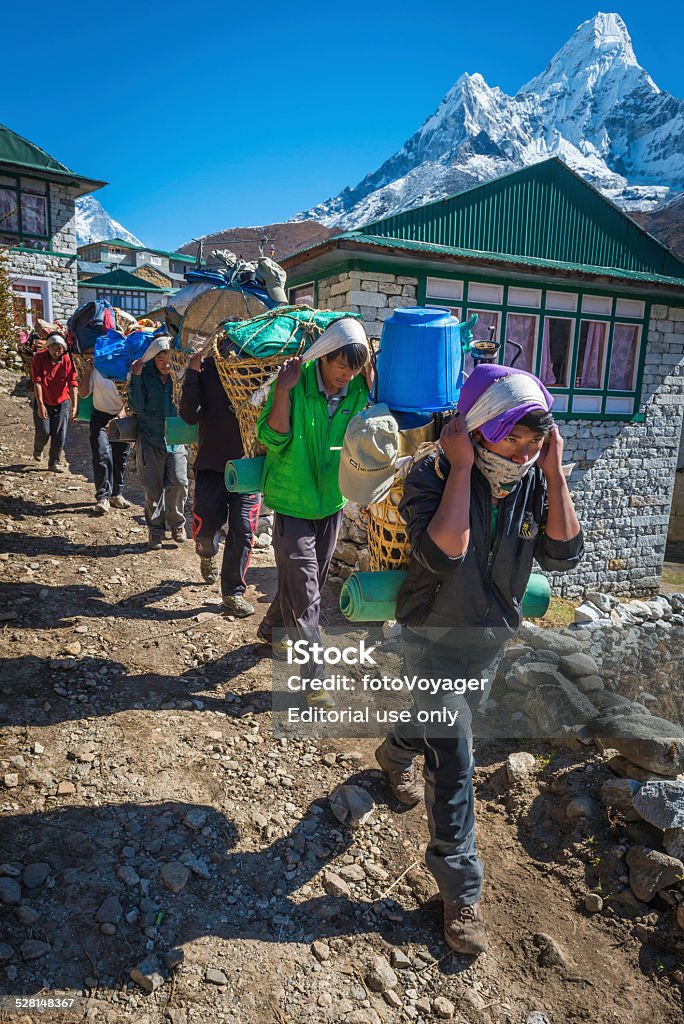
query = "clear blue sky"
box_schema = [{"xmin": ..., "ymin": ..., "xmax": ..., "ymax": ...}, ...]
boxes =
[{"xmin": 4, "ymin": 2, "xmax": 683, "ymax": 249}]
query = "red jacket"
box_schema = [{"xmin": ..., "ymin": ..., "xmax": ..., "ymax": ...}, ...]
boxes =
[{"xmin": 32, "ymin": 350, "xmax": 78, "ymax": 406}]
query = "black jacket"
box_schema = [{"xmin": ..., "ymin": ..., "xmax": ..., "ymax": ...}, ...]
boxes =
[
  {"xmin": 178, "ymin": 358, "xmax": 244, "ymax": 473},
  {"xmin": 396, "ymin": 451, "xmax": 584, "ymax": 650}
]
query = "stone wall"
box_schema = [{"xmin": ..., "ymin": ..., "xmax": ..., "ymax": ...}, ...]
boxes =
[
  {"xmin": 667, "ymin": 414, "xmax": 684, "ymax": 545},
  {"xmin": 548, "ymin": 303, "xmax": 684, "ymax": 596},
  {"xmin": 329, "ymin": 295, "xmax": 684, "ymax": 599},
  {"xmin": 5, "ymin": 182, "xmax": 80, "ymax": 326},
  {"xmin": 318, "ymin": 270, "xmax": 418, "ymax": 340}
]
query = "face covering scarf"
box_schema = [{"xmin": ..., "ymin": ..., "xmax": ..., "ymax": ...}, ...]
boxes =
[{"xmin": 473, "ymin": 441, "xmax": 540, "ymax": 499}]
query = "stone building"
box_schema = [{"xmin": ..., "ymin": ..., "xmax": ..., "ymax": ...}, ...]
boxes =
[
  {"xmin": 77, "ymin": 237, "xmax": 194, "ymax": 291},
  {"xmin": 0, "ymin": 123, "xmax": 105, "ymax": 327},
  {"xmin": 281, "ymin": 159, "xmax": 684, "ymax": 596},
  {"xmin": 76, "ymin": 267, "xmax": 172, "ymax": 318}
]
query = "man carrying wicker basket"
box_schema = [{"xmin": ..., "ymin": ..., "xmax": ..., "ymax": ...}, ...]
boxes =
[
  {"xmin": 374, "ymin": 364, "xmax": 584, "ymax": 956},
  {"xmin": 255, "ymin": 319, "xmax": 372, "ymax": 704},
  {"xmin": 129, "ymin": 341, "xmax": 189, "ymax": 550},
  {"xmin": 179, "ymin": 351, "xmax": 260, "ymax": 616}
]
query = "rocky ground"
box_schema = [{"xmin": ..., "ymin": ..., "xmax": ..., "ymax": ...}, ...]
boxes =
[{"xmin": 0, "ymin": 367, "xmax": 683, "ymax": 1024}]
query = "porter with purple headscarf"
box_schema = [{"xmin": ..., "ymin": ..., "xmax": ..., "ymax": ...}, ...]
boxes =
[{"xmin": 374, "ymin": 363, "xmax": 583, "ymax": 956}]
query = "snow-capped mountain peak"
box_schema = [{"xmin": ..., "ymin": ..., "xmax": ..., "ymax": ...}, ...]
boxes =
[
  {"xmin": 294, "ymin": 12, "xmax": 681, "ymax": 231},
  {"xmin": 75, "ymin": 195, "xmax": 143, "ymax": 248}
]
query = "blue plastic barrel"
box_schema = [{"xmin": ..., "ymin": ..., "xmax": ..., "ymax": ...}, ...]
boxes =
[{"xmin": 375, "ymin": 307, "xmax": 463, "ymax": 413}]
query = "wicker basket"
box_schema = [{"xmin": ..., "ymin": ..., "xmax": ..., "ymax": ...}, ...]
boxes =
[
  {"xmin": 367, "ymin": 480, "xmax": 412, "ymax": 570},
  {"xmin": 169, "ymin": 347, "xmax": 191, "ymax": 408},
  {"xmin": 366, "ymin": 422, "xmax": 438, "ymax": 571},
  {"xmin": 212, "ymin": 335, "xmax": 287, "ymax": 457}
]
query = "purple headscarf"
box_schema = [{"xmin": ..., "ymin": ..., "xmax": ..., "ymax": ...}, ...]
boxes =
[{"xmin": 457, "ymin": 364, "xmax": 554, "ymax": 443}]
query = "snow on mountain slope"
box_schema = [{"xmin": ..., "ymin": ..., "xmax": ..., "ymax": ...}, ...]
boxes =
[
  {"xmin": 295, "ymin": 13, "xmax": 682, "ymax": 229},
  {"xmin": 75, "ymin": 196, "xmax": 143, "ymax": 248}
]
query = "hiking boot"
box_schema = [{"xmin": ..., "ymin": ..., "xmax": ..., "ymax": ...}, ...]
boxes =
[
  {"xmin": 443, "ymin": 900, "xmax": 488, "ymax": 955},
  {"xmin": 171, "ymin": 526, "xmax": 187, "ymax": 543},
  {"xmin": 148, "ymin": 530, "xmax": 163, "ymax": 551},
  {"xmin": 256, "ymin": 623, "xmax": 272, "ymax": 646},
  {"xmin": 200, "ymin": 555, "xmax": 219, "ymax": 585},
  {"xmin": 222, "ymin": 594, "xmax": 255, "ymax": 618},
  {"xmin": 49, "ymin": 461, "xmax": 66, "ymax": 474},
  {"xmin": 110, "ymin": 494, "xmax": 131, "ymax": 509},
  {"xmin": 375, "ymin": 737, "xmax": 424, "ymax": 806},
  {"xmin": 94, "ymin": 498, "xmax": 110, "ymax": 515},
  {"xmin": 33, "ymin": 448, "xmax": 44, "ymax": 463},
  {"xmin": 306, "ymin": 689, "xmax": 336, "ymax": 711}
]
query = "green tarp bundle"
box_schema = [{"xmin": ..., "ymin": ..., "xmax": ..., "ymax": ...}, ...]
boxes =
[
  {"xmin": 340, "ymin": 571, "xmax": 551, "ymax": 622},
  {"xmin": 221, "ymin": 306, "xmax": 363, "ymax": 360}
]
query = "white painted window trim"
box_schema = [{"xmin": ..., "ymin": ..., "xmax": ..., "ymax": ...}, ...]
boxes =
[{"xmin": 11, "ymin": 274, "xmax": 53, "ymax": 322}]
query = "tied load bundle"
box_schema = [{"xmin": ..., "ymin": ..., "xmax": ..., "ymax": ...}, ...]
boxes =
[
  {"xmin": 90, "ymin": 328, "xmax": 162, "ymax": 407},
  {"xmin": 165, "ymin": 251, "xmax": 287, "ymax": 406},
  {"xmin": 213, "ymin": 307, "xmax": 364, "ymax": 457}
]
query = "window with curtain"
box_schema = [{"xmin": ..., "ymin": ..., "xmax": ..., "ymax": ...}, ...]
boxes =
[
  {"xmin": 504, "ymin": 313, "xmax": 537, "ymax": 371},
  {"xmin": 575, "ymin": 320, "xmax": 608, "ymax": 389},
  {"xmin": 20, "ymin": 193, "xmax": 47, "ymax": 236},
  {"xmin": 0, "ymin": 188, "xmax": 19, "ymax": 233},
  {"xmin": 540, "ymin": 317, "xmax": 573, "ymax": 386},
  {"xmin": 609, "ymin": 323, "xmax": 641, "ymax": 390},
  {"xmin": 467, "ymin": 309, "xmax": 499, "ymax": 341},
  {"xmin": 289, "ymin": 283, "xmax": 315, "ymax": 306}
]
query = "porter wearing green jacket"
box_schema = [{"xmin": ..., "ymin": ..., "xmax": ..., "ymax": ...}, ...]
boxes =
[
  {"xmin": 257, "ymin": 360, "xmax": 368, "ymax": 520},
  {"xmin": 255, "ymin": 319, "xmax": 371, "ymax": 702}
]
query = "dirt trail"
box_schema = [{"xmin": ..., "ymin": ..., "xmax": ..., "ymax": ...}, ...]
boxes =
[{"xmin": 0, "ymin": 369, "xmax": 682, "ymax": 1024}]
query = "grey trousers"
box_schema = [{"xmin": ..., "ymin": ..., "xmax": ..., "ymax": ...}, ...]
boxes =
[
  {"xmin": 382, "ymin": 632, "xmax": 500, "ymax": 905},
  {"xmin": 261, "ymin": 510, "xmax": 343, "ymax": 644},
  {"xmin": 136, "ymin": 439, "xmax": 188, "ymax": 533},
  {"xmin": 33, "ymin": 399, "xmax": 69, "ymax": 466}
]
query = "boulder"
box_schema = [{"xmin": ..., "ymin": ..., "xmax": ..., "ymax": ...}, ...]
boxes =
[
  {"xmin": 518, "ymin": 625, "xmax": 584, "ymax": 657},
  {"xmin": 585, "ymin": 591, "xmax": 619, "ymax": 613},
  {"xmin": 534, "ymin": 679, "xmax": 599, "ymax": 733},
  {"xmin": 574, "ymin": 603, "xmax": 606, "ymax": 624},
  {"xmin": 575, "ymin": 675, "xmax": 605, "ymax": 694},
  {"xmin": 625, "ymin": 846, "xmax": 684, "ymax": 902},
  {"xmin": 506, "ymin": 752, "xmax": 537, "ymax": 785},
  {"xmin": 632, "ymin": 781, "xmax": 684, "ymax": 830},
  {"xmin": 592, "ymin": 716, "xmax": 684, "ymax": 777},
  {"xmin": 508, "ymin": 663, "xmax": 566, "ymax": 690},
  {"xmin": 663, "ymin": 828, "xmax": 684, "ymax": 860},
  {"xmin": 601, "ymin": 778, "xmax": 641, "ymax": 818},
  {"xmin": 558, "ymin": 652, "xmax": 601, "ymax": 678}
]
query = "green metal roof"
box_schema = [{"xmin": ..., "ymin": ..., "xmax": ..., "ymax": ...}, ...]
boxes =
[
  {"xmin": 330, "ymin": 232, "xmax": 684, "ymax": 287},
  {"xmin": 360, "ymin": 159, "xmax": 684, "ymax": 281},
  {"xmin": 0, "ymin": 123, "xmax": 106, "ymax": 195},
  {"xmin": 90, "ymin": 237, "xmax": 195, "ymax": 263},
  {"xmin": 80, "ymin": 268, "xmax": 170, "ymax": 291}
]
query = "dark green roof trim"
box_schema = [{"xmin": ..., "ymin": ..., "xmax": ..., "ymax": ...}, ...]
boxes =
[
  {"xmin": 359, "ymin": 159, "xmax": 684, "ymax": 280},
  {"xmin": 83, "ymin": 237, "xmax": 195, "ymax": 263},
  {"xmin": 0, "ymin": 124, "xmax": 105, "ymax": 196},
  {"xmin": 79, "ymin": 267, "xmax": 169, "ymax": 291},
  {"xmin": 8, "ymin": 245, "xmax": 76, "ymax": 259},
  {"xmin": 308, "ymin": 232, "xmax": 684, "ymax": 289}
]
